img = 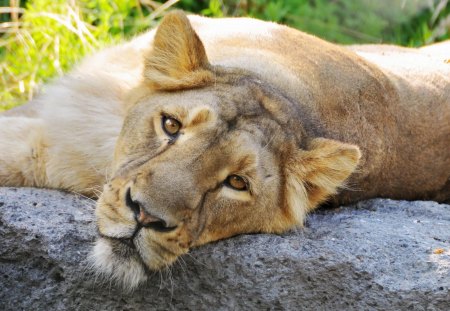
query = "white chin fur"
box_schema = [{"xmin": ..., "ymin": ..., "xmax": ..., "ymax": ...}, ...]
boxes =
[{"xmin": 88, "ymin": 238, "xmax": 147, "ymax": 291}]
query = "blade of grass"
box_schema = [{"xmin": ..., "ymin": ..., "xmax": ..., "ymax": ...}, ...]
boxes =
[
  {"xmin": 0, "ymin": 7, "xmax": 25, "ymax": 14},
  {"xmin": 149, "ymin": 0, "xmax": 180, "ymax": 19}
]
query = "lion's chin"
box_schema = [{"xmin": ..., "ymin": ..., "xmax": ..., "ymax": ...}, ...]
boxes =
[{"xmin": 89, "ymin": 238, "xmax": 148, "ymax": 291}]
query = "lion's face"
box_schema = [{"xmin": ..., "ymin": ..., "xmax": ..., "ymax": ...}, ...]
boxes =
[
  {"xmin": 91, "ymin": 11, "xmax": 360, "ymax": 290},
  {"xmin": 93, "ymin": 79, "xmax": 297, "ymax": 288}
]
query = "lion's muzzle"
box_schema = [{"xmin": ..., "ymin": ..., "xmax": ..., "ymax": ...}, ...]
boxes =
[
  {"xmin": 91, "ymin": 178, "xmax": 193, "ymax": 290},
  {"xmin": 125, "ymin": 187, "xmax": 178, "ymax": 233}
]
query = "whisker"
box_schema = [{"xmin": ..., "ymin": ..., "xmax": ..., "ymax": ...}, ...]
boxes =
[
  {"xmin": 70, "ymin": 189, "xmax": 97, "ymax": 205},
  {"xmin": 176, "ymin": 256, "xmax": 187, "ymax": 274},
  {"xmin": 158, "ymin": 270, "xmax": 164, "ymax": 292},
  {"xmin": 163, "ymin": 263, "xmax": 175, "ymax": 300},
  {"xmin": 183, "ymin": 251, "xmax": 209, "ymax": 269}
]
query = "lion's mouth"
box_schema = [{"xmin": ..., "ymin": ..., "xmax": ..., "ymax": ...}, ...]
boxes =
[
  {"xmin": 116, "ymin": 237, "xmax": 136, "ymax": 249},
  {"xmin": 98, "ymin": 229, "xmax": 136, "ymax": 249},
  {"xmin": 101, "ymin": 235, "xmax": 142, "ymax": 261},
  {"xmin": 109, "ymin": 236, "xmax": 137, "ymax": 252},
  {"xmin": 94, "ymin": 230, "xmax": 186, "ymax": 273}
]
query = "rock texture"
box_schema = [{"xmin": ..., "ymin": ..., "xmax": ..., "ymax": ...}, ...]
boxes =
[{"xmin": 0, "ymin": 187, "xmax": 449, "ymax": 310}]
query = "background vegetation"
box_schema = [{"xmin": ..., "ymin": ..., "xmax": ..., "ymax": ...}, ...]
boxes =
[{"xmin": 1, "ymin": 0, "xmax": 449, "ymax": 111}]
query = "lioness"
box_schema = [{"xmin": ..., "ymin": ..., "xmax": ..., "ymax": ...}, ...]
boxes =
[{"xmin": 1, "ymin": 11, "xmax": 449, "ymax": 289}]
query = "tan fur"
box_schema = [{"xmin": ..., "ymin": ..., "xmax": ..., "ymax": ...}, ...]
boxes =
[
  {"xmin": 1, "ymin": 11, "xmax": 449, "ymax": 290},
  {"xmin": 144, "ymin": 12, "xmax": 213, "ymax": 90},
  {"xmin": 285, "ymin": 138, "xmax": 362, "ymax": 221}
]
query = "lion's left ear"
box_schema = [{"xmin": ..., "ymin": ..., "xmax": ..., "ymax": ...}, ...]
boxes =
[
  {"xmin": 284, "ymin": 138, "xmax": 361, "ymax": 225},
  {"xmin": 143, "ymin": 10, "xmax": 213, "ymax": 91}
]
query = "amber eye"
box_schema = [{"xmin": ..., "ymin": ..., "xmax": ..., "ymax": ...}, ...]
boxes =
[
  {"xmin": 225, "ymin": 175, "xmax": 248, "ymax": 191},
  {"xmin": 162, "ymin": 116, "xmax": 181, "ymax": 136}
]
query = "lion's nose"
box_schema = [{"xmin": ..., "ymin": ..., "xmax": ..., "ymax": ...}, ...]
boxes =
[{"xmin": 125, "ymin": 188, "xmax": 177, "ymax": 233}]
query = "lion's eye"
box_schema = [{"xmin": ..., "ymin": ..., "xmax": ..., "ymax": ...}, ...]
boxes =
[
  {"xmin": 162, "ymin": 116, "xmax": 181, "ymax": 136},
  {"xmin": 225, "ymin": 175, "xmax": 248, "ymax": 191}
]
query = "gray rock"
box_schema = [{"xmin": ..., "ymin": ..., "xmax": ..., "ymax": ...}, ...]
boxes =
[{"xmin": 0, "ymin": 187, "xmax": 449, "ymax": 310}]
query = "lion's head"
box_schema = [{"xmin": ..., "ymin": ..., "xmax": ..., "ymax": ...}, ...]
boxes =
[{"xmin": 91, "ymin": 11, "xmax": 360, "ymax": 290}]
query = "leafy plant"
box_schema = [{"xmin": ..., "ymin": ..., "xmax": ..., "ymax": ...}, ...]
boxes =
[
  {"xmin": 395, "ymin": 0, "xmax": 450, "ymax": 46},
  {"xmin": 201, "ymin": 0, "xmax": 223, "ymax": 17}
]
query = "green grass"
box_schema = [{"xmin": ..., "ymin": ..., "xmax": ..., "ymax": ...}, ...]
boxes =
[
  {"xmin": 204, "ymin": 0, "xmax": 449, "ymax": 45},
  {"xmin": 1, "ymin": 0, "xmax": 449, "ymax": 111},
  {"xmin": 0, "ymin": 0, "xmax": 174, "ymax": 111}
]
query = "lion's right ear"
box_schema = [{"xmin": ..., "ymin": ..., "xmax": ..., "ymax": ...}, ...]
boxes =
[
  {"xmin": 284, "ymin": 138, "xmax": 361, "ymax": 225},
  {"xmin": 143, "ymin": 10, "xmax": 213, "ymax": 91}
]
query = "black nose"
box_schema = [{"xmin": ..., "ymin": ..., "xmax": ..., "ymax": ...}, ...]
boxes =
[{"xmin": 125, "ymin": 188, "xmax": 177, "ymax": 233}]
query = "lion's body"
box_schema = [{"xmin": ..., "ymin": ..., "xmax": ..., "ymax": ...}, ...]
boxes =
[
  {"xmin": 1, "ymin": 13, "xmax": 449, "ymax": 289},
  {"xmin": 194, "ymin": 18, "xmax": 450, "ymax": 203},
  {"xmin": 2, "ymin": 16, "xmax": 449, "ymax": 201}
]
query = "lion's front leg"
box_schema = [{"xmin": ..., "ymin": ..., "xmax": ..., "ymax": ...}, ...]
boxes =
[{"xmin": 0, "ymin": 116, "xmax": 48, "ymax": 188}]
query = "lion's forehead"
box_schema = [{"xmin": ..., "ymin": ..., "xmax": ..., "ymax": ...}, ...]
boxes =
[{"xmin": 146, "ymin": 79, "xmax": 297, "ymax": 145}]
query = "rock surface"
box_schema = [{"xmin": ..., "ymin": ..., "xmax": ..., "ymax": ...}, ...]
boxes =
[{"xmin": 0, "ymin": 187, "xmax": 449, "ymax": 310}]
